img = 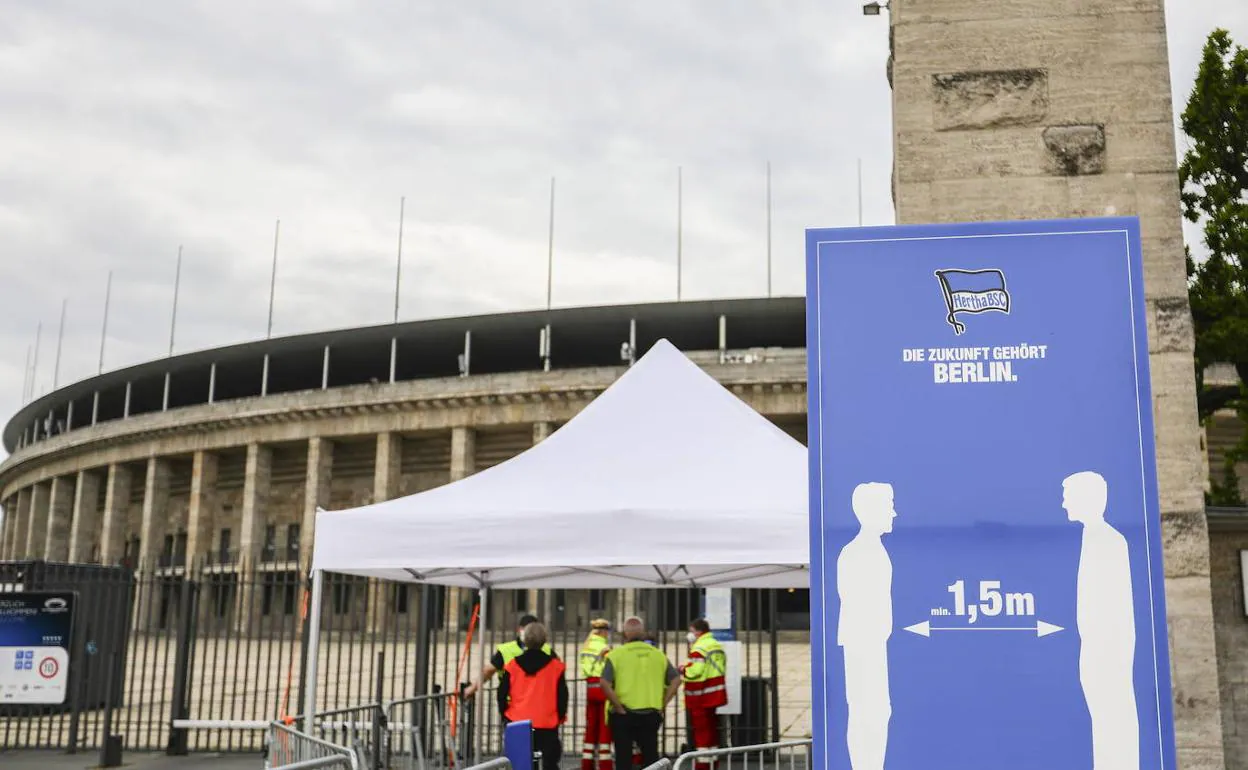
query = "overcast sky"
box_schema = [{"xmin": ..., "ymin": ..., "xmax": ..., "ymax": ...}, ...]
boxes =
[{"xmin": 1, "ymin": 1, "xmax": 1246, "ymax": 440}]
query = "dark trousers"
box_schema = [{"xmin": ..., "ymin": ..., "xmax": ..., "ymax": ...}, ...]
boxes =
[
  {"xmin": 533, "ymin": 728, "xmax": 563, "ymax": 770},
  {"xmin": 612, "ymin": 710, "xmax": 662, "ymax": 768}
]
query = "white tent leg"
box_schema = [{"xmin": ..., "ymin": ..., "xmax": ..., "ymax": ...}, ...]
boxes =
[
  {"xmin": 302, "ymin": 569, "xmax": 326, "ymax": 726},
  {"xmin": 475, "ymin": 583, "xmax": 489, "ymax": 764}
]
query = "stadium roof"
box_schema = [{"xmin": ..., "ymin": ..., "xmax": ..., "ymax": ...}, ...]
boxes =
[{"xmin": 5, "ymin": 296, "xmax": 806, "ymax": 452}]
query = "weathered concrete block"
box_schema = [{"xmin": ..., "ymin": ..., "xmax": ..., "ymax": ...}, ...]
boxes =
[
  {"xmin": 1151, "ymin": 296, "xmax": 1196, "ymax": 355},
  {"xmin": 1161, "ymin": 511, "xmax": 1213, "ymax": 578},
  {"xmin": 1104, "ymin": 120, "xmax": 1181, "ymax": 175},
  {"xmin": 895, "ymin": 126, "xmax": 1050, "ymax": 183},
  {"xmin": 926, "ymin": 176, "xmax": 1074, "ymax": 222},
  {"xmin": 1043, "ymin": 125, "xmax": 1106, "ymax": 175},
  {"xmin": 932, "ymin": 69, "xmax": 1049, "ymax": 131}
]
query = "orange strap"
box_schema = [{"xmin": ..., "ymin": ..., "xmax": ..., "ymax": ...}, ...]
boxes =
[
  {"xmin": 279, "ymin": 587, "xmax": 312, "ymax": 724},
  {"xmin": 449, "ymin": 602, "xmax": 480, "ymax": 738}
]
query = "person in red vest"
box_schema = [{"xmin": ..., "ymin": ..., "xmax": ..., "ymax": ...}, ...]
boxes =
[{"xmin": 499, "ymin": 622, "xmax": 569, "ymax": 770}]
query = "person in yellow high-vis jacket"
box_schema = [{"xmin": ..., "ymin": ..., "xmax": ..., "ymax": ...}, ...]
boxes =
[
  {"xmin": 599, "ymin": 616, "xmax": 680, "ymax": 769},
  {"xmin": 579, "ymin": 619, "xmax": 614, "ymax": 770},
  {"xmin": 681, "ymin": 619, "xmax": 728, "ymax": 770}
]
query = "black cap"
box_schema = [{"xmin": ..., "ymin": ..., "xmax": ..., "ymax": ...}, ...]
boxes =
[{"xmin": 518, "ymin": 614, "xmax": 540, "ymax": 627}]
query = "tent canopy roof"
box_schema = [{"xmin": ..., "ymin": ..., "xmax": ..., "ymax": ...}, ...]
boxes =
[{"xmin": 311, "ymin": 339, "xmax": 810, "ymax": 589}]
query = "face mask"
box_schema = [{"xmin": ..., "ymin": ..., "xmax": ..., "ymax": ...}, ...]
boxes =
[{"xmin": 686, "ymin": 632, "xmax": 698, "ymax": 644}]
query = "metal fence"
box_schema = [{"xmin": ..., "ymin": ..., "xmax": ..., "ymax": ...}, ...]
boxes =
[
  {"xmin": 0, "ymin": 559, "xmax": 799, "ymax": 757},
  {"xmin": 266, "ymin": 720, "xmax": 360, "ymax": 770}
]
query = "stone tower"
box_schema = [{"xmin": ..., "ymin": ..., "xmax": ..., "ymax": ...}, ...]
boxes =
[{"xmin": 887, "ymin": 1, "xmax": 1226, "ymax": 767}]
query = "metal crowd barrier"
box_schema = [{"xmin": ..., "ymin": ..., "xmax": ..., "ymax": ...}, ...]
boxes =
[
  {"xmin": 310, "ymin": 703, "xmax": 385, "ymax": 768},
  {"xmin": 385, "ymin": 692, "xmax": 462, "ymax": 770},
  {"xmin": 457, "ymin": 759, "xmax": 512, "ymax": 770},
  {"xmin": 266, "ymin": 720, "xmax": 361, "ymax": 770},
  {"xmin": 671, "ymin": 740, "xmax": 813, "ymax": 770}
]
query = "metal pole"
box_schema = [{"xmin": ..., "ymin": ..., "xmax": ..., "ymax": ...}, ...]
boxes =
[
  {"xmin": 546, "ymin": 177, "xmax": 555, "ymax": 311},
  {"xmin": 769, "ymin": 589, "xmax": 781, "ymax": 743},
  {"xmin": 394, "ymin": 196, "xmax": 405, "ymax": 324},
  {"xmin": 31, "ymin": 322, "xmax": 42, "ymax": 399},
  {"xmin": 21, "ymin": 346, "xmax": 30, "ymax": 403},
  {"xmin": 302, "ymin": 568, "xmax": 326, "ymax": 725},
  {"xmin": 53, "ymin": 298, "xmax": 67, "ymax": 389},
  {"xmin": 676, "ymin": 166, "xmax": 683, "ymax": 301},
  {"xmin": 99, "ymin": 270, "xmax": 112, "ymax": 374},
  {"xmin": 372, "ymin": 651, "xmax": 386, "ymax": 770},
  {"xmin": 268, "ymin": 219, "xmax": 280, "ymax": 338},
  {"xmin": 169, "ymin": 246, "xmax": 182, "ymax": 356},
  {"xmin": 766, "ymin": 161, "xmax": 773, "ymax": 298},
  {"xmin": 474, "ymin": 582, "xmax": 490, "ymax": 765}
]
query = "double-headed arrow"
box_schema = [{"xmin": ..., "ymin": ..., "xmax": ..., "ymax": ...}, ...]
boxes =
[{"xmin": 903, "ymin": 620, "xmax": 1063, "ymax": 638}]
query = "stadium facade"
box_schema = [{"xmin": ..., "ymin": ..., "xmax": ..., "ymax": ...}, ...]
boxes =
[
  {"xmin": 0, "ymin": 296, "xmax": 1245, "ymax": 752},
  {"xmin": 0, "ymin": 298, "xmax": 815, "ymax": 630}
]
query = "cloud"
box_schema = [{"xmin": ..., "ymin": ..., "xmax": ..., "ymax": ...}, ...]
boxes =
[{"xmin": 0, "ymin": 0, "xmax": 1243, "ymax": 461}]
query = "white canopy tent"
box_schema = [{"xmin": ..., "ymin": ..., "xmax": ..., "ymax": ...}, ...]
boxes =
[{"xmin": 304, "ymin": 338, "xmax": 810, "ymax": 724}]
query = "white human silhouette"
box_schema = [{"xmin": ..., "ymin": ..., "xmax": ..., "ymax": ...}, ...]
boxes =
[
  {"xmin": 836, "ymin": 482, "xmax": 897, "ymax": 770},
  {"xmin": 1063, "ymin": 471, "xmax": 1139, "ymax": 770}
]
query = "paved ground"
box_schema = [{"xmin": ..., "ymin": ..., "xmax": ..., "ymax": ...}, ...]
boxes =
[{"xmin": 0, "ymin": 750, "xmax": 262, "ymax": 769}]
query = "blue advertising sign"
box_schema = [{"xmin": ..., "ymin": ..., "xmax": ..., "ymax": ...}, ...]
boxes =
[
  {"xmin": 0, "ymin": 591, "xmax": 75, "ymax": 704},
  {"xmin": 805, "ymin": 217, "xmax": 1177, "ymax": 770}
]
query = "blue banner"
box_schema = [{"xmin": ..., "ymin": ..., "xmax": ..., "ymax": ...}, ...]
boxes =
[
  {"xmin": 804, "ymin": 217, "xmax": 1177, "ymax": 770},
  {"xmin": 1, "ymin": 591, "xmax": 75, "ymax": 705}
]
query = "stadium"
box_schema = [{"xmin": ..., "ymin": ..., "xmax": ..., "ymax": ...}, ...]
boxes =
[
  {"xmin": 0, "ymin": 295, "xmax": 1245, "ymax": 758},
  {"xmin": 0, "ymin": 296, "xmax": 820, "ymax": 753}
]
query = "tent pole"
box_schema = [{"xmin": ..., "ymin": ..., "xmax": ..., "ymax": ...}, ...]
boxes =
[
  {"xmin": 302, "ymin": 569, "xmax": 326, "ymax": 727},
  {"xmin": 475, "ymin": 581, "xmax": 489, "ymax": 765}
]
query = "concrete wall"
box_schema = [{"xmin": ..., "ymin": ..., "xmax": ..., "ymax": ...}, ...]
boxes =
[{"xmin": 888, "ymin": 1, "xmax": 1225, "ymax": 765}]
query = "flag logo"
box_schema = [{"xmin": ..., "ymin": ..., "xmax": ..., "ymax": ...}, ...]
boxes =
[{"xmin": 934, "ymin": 268, "xmax": 1010, "ymax": 335}]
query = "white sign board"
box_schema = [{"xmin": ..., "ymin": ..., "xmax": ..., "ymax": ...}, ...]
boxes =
[
  {"xmin": 705, "ymin": 589, "xmax": 733, "ymax": 631},
  {"xmin": 719, "ymin": 640, "xmax": 743, "ymax": 716}
]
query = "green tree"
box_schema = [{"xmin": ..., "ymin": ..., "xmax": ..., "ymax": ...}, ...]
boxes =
[{"xmin": 1179, "ymin": 28, "xmax": 1248, "ymax": 505}]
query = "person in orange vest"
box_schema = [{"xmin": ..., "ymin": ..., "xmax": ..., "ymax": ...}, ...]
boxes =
[
  {"xmin": 681, "ymin": 619, "xmax": 728, "ymax": 770},
  {"xmin": 499, "ymin": 622, "xmax": 568, "ymax": 770},
  {"xmin": 579, "ymin": 618, "xmax": 614, "ymax": 770}
]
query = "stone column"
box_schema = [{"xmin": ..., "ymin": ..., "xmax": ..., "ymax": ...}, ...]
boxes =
[
  {"xmin": 0, "ymin": 501, "xmax": 12, "ymax": 560},
  {"xmin": 450, "ymin": 427, "xmax": 476, "ymax": 481},
  {"xmin": 374, "ymin": 432, "xmax": 402, "ymax": 502},
  {"xmin": 43, "ymin": 476, "xmax": 75, "ymax": 561},
  {"xmin": 99, "ymin": 464, "xmax": 131, "ymax": 565},
  {"xmin": 367, "ymin": 433, "xmax": 403, "ymax": 633},
  {"xmin": 138, "ymin": 458, "xmax": 172, "ymax": 571},
  {"xmin": 12, "ymin": 488, "xmax": 32, "ymax": 560},
  {"xmin": 185, "ymin": 451, "xmax": 219, "ymax": 569},
  {"xmin": 532, "ymin": 422, "xmax": 552, "ymax": 444},
  {"xmin": 237, "ymin": 443, "xmax": 273, "ymax": 633},
  {"xmin": 302, "ymin": 438, "xmax": 333, "ymax": 566},
  {"xmin": 68, "ymin": 470, "xmax": 102, "ymax": 563},
  {"xmin": 24, "ymin": 482, "xmax": 50, "ymax": 559},
  {"xmin": 239, "ymin": 443, "xmax": 273, "ymax": 567},
  {"xmin": 0, "ymin": 500, "xmax": 13, "ymax": 560},
  {"xmin": 889, "ymin": 1, "xmax": 1225, "ymax": 765}
]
